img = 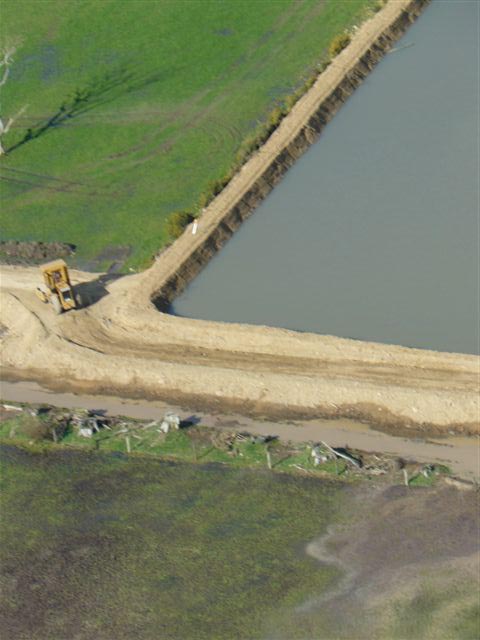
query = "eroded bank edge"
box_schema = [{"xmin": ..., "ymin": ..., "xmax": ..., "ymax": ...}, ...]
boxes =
[{"xmin": 0, "ymin": 390, "xmax": 478, "ymax": 484}]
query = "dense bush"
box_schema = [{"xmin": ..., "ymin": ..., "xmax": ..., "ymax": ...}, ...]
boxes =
[
  {"xmin": 234, "ymin": 104, "xmax": 288, "ymax": 166},
  {"xmin": 166, "ymin": 210, "xmax": 195, "ymax": 239},
  {"xmin": 328, "ymin": 32, "xmax": 351, "ymax": 57},
  {"xmin": 373, "ymin": 0, "xmax": 387, "ymax": 11},
  {"xmin": 198, "ymin": 172, "xmax": 233, "ymax": 209}
]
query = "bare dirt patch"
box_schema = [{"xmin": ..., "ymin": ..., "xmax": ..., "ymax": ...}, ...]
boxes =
[
  {"xmin": 0, "ymin": 240, "xmax": 75, "ymax": 265},
  {"xmin": 79, "ymin": 244, "xmax": 131, "ymax": 274},
  {"xmin": 0, "ymin": 262, "xmax": 478, "ymax": 439}
]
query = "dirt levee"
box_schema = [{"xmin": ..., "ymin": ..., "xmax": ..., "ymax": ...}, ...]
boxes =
[{"xmin": 1, "ymin": 258, "xmax": 478, "ymax": 437}]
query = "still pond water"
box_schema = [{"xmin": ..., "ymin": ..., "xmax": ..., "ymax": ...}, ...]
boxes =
[{"xmin": 172, "ymin": 0, "xmax": 479, "ymax": 355}]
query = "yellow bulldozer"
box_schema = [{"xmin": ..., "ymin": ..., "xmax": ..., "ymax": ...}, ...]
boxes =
[{"xmin": 35, "ymin": 259, "xmax": 78, "ymax": 314}]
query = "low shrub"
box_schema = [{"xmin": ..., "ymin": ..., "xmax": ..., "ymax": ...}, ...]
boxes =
[
  {"xmin": 328, "ymin": 32, "xmax": 351, "ymax": 58},
  {"xmin": 198, "ymin": 174, "xmax": 230, "ymax": 209},
  {"xmin": 235, "ymin": 132, "xmax": 261, "ymax": 165},
  {"xmin": 234, "ymin": 104, "xmax": 288, "ymax": 166},
  {"xmin": 318, "ymin": 59, "xmax": 331, "ymax": 73},
  {"xmin": 303, "ymin": 74, "xmax": 317, "ymax": 92},
  {"xmin": 284, "ymin": 91, "xmax": 300, "ymax": 112},
  {"xmin": 267, "ymin": 105, "xmax": 286, "ymax": 129},
  {"xmin": 166, "ymin": 210, "xmax": 195, "ymax": 239},
  {"xmin": 373, "ymin": 0, "xmax": 387, "ymax": 11}
]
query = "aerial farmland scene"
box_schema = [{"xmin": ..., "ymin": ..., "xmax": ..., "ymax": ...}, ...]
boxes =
[{"xmin": 0, "ymin": 0, "xmax": 478, "ymax": 638}]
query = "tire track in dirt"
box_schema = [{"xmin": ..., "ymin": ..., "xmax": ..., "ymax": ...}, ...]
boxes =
[
  {"xmin": 1, "ymin": 268, "xmax": 478, "ymax": 437},
  {"xmin": 60, "ymin": 312, "xmax": 477, "ymax": 393}
]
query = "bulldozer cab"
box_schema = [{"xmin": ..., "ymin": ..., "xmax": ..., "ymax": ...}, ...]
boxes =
[
  {"xmin": 41, "ymin": 259, "xmax": 70, "ymax": 288},
  {"xmin": 39, "ymin": 259, "xmax": 77, "ymax": 312}
]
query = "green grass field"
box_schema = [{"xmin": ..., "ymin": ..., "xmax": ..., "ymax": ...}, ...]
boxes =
[{"xmin": 0, "ymin": 0, "xmax": 377, "ymax": 270}]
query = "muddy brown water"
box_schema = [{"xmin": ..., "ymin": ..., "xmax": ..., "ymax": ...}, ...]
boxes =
[{"xmin": 172, "ymin": 0, "xmax": 479, "ymax": 355}]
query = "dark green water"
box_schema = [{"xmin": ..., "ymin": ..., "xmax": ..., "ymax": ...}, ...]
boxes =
[{"xmin": 172, "ymin": 0, "xmax": 479, "ymax": 355}]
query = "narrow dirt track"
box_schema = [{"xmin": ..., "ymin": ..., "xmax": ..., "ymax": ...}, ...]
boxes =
[{"xmin": 60, "ymin": 315, "xmax": 476, "ymax": 393}]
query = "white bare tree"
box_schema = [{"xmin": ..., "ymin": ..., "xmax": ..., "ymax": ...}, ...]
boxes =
[{"xmin": 0, "ymin": 41, "xmax": 27, "ymax": 155}]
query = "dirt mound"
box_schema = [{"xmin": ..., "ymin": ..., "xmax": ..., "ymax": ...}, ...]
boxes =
[{"xmin": 0, "ymin": 241, "xmax": 75, "ymax": 265}]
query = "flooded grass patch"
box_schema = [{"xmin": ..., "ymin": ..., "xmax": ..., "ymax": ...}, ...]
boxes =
[
  {"xmin": 0, "ymin": 444, "xmax": 344, "ymax": 640},
  {"xmin": 267, "ymin": 482, "xmax": 480, "ymax": 640},
  {"xmin": 0, "ymin": 401, "xmax": 476, "ymax": 639}
]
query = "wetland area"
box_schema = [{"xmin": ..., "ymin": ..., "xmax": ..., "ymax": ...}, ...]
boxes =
[{"xmin": 1, "ymin": 441, "xmax": 478, "ymax": 640}]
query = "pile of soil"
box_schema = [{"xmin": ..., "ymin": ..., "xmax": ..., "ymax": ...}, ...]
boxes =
[{"xmin": 0, "ymin": 241, "xmax": 75, "ymax": 265}]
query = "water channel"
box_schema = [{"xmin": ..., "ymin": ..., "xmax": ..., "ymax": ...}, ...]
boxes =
[{"xmin": 172, "ymin": 0, "xmax": 479, "ymax": 355}]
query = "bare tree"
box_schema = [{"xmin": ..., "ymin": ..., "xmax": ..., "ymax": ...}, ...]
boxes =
[{"xmin": 0, "ymin": 41, "xmax": 27, "ymax": 155}]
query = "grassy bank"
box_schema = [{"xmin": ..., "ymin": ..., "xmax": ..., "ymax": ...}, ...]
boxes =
[
  {"xmin": 0, "ymin": 402, "xmax": 450, "ymax": 485},
  {"xmin": 1, "ymin": 0, "xmax": 379, "ymax": 271},
  {"xmin": 0, "ymin": 403, "xmax": 355, "ymax": 477}
]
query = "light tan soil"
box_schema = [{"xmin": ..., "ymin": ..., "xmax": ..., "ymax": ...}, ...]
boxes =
[
  {"xmin": 1, "ymin": 262, "xmax": 478, "ymax": 437},
  {"xmin": 1, "ymin": 0, "xmax": 478, "ymax": 438}
]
